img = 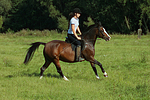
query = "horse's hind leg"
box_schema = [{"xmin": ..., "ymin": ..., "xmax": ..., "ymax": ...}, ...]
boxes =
[
  {"xmin": 40, "ymin": 60, "xmax": 51, "ymax": 79},
  {"xmin": 53, "ymin": 59, "xmax": 69, "ymax": 81}
]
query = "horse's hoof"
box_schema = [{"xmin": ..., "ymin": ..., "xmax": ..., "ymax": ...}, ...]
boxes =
[
  {"xmin": 104, "ymin": 72, "xmax": 108, "ymax": 77},
  {"xmin": 104, "ymin": 75, "xmax": 108, "ymax": 77},
  {"xmin": 40, "ymin": 76, "xmax": 43, "ymax": 79},
  {"xmin": 96, "ymin": 75, "xmax": 100, "ymax": 79},
  {"xmin": 63, "ymin": 76, "xmax": 69, "ymax": 81}
]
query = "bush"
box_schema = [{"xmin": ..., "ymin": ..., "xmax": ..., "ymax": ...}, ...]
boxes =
[
  {"xmin": 83, "ymin": 17, "xmax": 95, "ymax": 27},
  {"xmin": 57, "ymin": 15, "xmax": 68, "ymax": 32}
]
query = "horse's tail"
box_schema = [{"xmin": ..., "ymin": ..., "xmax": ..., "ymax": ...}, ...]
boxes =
[{"xmin": 24, "ymin": 42, "xmax": 46, "ymax": 64}]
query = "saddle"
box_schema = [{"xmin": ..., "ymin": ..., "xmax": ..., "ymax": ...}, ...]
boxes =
[
  {"xmin": 65, "ymin": 37, "xmax": 76, "ymax": 51},
  {"xmin": 65, "ymin": 37, "xmax": 85, "ymax": 61}
]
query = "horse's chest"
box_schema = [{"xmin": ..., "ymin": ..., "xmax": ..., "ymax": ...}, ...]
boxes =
[{"xmin": 84, "ymin": 45, "xmax": 95, "ymax": 54}]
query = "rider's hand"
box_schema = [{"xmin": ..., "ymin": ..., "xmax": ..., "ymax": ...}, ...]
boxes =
[{"xmin": 77, "ymin": 37, "xmax": 81, "ymax": 40}]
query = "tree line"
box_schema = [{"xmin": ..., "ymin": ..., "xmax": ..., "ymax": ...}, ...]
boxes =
[{"xmin": 0, "ymin": 0, "xmax": 150, "ymax": 34}]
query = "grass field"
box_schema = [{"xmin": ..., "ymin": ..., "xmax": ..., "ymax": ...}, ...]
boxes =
[{"xmin": 0, "ymin": 31, "xmax": 150, "ymax": 100}]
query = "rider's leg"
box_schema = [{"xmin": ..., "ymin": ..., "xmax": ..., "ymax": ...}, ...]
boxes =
[
  {"xmin": 68, "ymin": 34, "xmax": 84, "ymax": 62},
  {"xmin": 76, "ymin": 45, "xmax": 85, "ymax": 62}
]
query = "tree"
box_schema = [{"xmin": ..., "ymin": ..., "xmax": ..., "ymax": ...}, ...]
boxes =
[
  {"xmin": 40, "ymin": 0, "xmax": 68, "ymax": 32},
  {"xmin": 4, "ymin": 0, "xmax": 55, "ymax": 31},
  {"xmin": 139, "ymin": 0, "xmax": 150, "ymax": 34},
  {"xmin": 0, "ymin": 16, "xmax": 3, "ymax": 31},
  {"xmin": 0, "ymin": 0, "xmax": 12, "ymax": 32},
  {"xmin": 1, "ymin": 0, "xmax": 150, "ymax": 34},
  {"xmin": 0, "ymin": 0, "xmax": 12, "ymax": 16}
]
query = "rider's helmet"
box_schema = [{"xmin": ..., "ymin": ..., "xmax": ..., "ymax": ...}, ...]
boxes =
[{"xmin": 73, "ymin": 8, "xmax": 82, "ymax": 14}]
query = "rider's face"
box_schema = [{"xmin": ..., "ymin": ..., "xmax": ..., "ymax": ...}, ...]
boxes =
[{"xmin": 75, "ymin": 13, "xmax": 81, "ymax": 18}]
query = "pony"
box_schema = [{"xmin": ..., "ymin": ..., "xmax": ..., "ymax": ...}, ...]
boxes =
[{"xmin": 24, "ymin": 22, "xmax": 111, "ymax": 81}]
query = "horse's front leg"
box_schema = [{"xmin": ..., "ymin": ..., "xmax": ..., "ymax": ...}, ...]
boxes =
[
  {"xmin": 90, "ymin": 62, "xmax": 100, "ymax": 79},
  {"xmin": 93, "ymin": 59, "xmax": 108, "ymax": 77}
]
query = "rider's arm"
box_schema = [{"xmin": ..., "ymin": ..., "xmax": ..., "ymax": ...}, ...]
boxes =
[
  {"xmin": 77, "ymin": 26, "xmax": 82, "ymax": 35},
  {"xmin": 71, "ymin": 24, "xmax": 81, "ymax": 40}
]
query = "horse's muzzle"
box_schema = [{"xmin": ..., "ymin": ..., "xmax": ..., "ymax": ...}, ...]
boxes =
[{"xmin": 105, "ymin": 36, "xmax": 111, "ymax": 41}]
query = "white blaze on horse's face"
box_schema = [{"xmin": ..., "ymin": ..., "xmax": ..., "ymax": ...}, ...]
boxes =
[{"xmin": 102, "ymin": 28, "xmax": 111, "ymax": 41}]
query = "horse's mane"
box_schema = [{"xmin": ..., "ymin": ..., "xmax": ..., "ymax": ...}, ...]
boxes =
[{"xmin": 82, "ymin": 24, "xmax": 98, "ymax": 35}]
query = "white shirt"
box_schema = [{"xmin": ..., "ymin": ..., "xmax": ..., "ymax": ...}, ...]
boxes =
[{"xmin": 68, "ymin": 17, "xmax": 79, "ymax": 34}]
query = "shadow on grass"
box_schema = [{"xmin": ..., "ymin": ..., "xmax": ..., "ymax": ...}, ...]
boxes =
[
  {"xmin": 45, "ymin": 73, "xmax": 62, "ymax": 78},
  {"xmin": 124, "ymin": 62, "xmax": 141, "ymax": 69},
  {"xmin": 5, "ymin": 72, "xmax": 62, "ymax": 79}
]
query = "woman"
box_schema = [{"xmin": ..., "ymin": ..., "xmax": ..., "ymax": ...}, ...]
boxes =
[{"xmin": 67, "ymin": 8, "xmax": 84, "ymax": 62}]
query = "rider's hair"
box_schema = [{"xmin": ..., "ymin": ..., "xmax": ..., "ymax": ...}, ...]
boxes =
[
  {"xmin": 69, "ymin": 12, "xmax": 75, "ymax": 20},
  {"xmin": 68, "ymin": 12, "xmax": 75, "ymax": 29}
]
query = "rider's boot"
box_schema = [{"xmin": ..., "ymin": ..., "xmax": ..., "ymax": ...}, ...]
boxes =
[{"xmin": 76, "ymin": 45, "xmax": 85, "ymax": 62}]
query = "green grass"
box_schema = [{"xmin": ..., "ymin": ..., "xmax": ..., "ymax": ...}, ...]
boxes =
[{"xmin": 0, "ymin": 32, "xmax": 150, "ymax": 100}]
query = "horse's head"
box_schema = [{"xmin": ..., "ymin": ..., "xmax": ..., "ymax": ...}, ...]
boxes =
[{"xmin": 96, "ymin": 22, "xmax": 111, "ymax": 41}]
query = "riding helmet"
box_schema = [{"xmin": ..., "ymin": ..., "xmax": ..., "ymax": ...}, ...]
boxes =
[{"xmin": 73, "ymin": 8, "xmax": 82, "ymax": 14}]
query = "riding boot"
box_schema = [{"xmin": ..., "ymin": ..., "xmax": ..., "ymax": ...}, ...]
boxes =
[{"xmin": 76, "ymin": 45, "xmax": 85, "ymax": 62}]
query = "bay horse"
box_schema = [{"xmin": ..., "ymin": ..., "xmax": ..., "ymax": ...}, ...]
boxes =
[{"xmin": 24, "ymin": 22, "xmax": 111, "ymax": 81}]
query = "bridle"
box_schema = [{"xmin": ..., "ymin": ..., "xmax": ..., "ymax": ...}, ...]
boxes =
[
  {"xmin": 98, "ymin": 26, "xmax": 105, "ymax": 37},
  {"xmin": 81, "ymin": 25, "xmax": 104, "ymax": 41}
]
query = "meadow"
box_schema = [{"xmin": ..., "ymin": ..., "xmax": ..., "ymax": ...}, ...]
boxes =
[{"xmin": 0, "ymin": 30, "xmax": 150, "ymax": 100}]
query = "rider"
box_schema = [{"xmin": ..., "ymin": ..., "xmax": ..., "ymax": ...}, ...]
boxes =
[{"xmin": 67, "ymin": 8, "xmax": 84, "ymax": 62}]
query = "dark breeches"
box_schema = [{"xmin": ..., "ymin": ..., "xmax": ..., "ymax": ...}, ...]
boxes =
[{"xmin": 67, "ymin": 34, "xmax": 81, "ymax": 45}]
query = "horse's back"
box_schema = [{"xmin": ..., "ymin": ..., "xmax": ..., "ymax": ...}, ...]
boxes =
[
  {"xmin": 46, "ymin": 40, "xmax": 70, "ymax": 49},
  {"xmin": 44, "ymin": 40, "xmax": 75, "ymax": 62},
  {"xmin": 48, "ymin": 40, "xmax": 66, "ymax": 44}
]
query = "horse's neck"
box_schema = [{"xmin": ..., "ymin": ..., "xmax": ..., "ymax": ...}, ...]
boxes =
[{"xmin": 82, "ymin": 30, "xmax": 97, "ymax": 46}]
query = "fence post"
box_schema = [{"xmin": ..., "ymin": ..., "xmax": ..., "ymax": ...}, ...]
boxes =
[{"xmin": 138, "ymin": 28, "xmax": 142, "ymax": 39}]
